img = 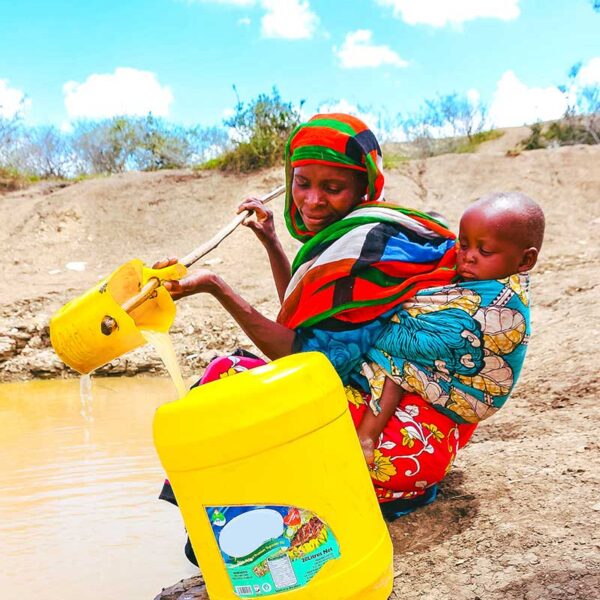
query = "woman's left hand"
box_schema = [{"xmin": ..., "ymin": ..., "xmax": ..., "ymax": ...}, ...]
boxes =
[
  {"xmin": 153, "ymin": 258, "xmax": 220, "ymax": 300},
  {"xmin": 162, "ymin": 269, "xmax": 220, "ymax": 300},
  {"xmin": 238, "ymin": 197, "xmax": 279, "ymax": 248}
]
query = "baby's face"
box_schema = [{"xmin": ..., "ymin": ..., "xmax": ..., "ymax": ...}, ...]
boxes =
[{"xmin": 457, "ymin": 210, "xmax": 528, "ymax": 281}]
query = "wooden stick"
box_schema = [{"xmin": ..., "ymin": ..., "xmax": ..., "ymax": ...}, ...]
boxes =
[
  {"xmin": 101, "ymin": 184, "xmax": 285, "ymax": 334},
  {"xmin": 180, "ymin": 184, "xmax": 286, "ymax": 267}
]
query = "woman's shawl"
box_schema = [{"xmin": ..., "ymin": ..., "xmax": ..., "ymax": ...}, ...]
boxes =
[
  {"xmin": 278, "ymin": 203, "xmax": 457, "ymax": 330},
  {"xmin": 364, "ymin": 274, "xmax": 532, "ymax": 424}
]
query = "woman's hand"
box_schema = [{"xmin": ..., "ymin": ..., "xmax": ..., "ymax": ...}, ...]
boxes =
[
  {"xmin": 238, "ymin": 197, "xmax": 279, "ymax": 247},
  {"xmin": 153, "ymin": 257, "xmax": 219, "ymax": 300}
]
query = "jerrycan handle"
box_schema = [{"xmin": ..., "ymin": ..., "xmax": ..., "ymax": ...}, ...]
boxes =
[{"xmin": 100, "ymin": 184, "xmax": 285, "ymax": 336}]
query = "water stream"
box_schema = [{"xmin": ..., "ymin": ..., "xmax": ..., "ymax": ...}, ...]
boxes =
[{"xmin": 140, "ymin": 329, "xmax": 188, "ymax": 399}]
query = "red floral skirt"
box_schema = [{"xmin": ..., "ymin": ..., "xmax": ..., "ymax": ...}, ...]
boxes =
[{"xmin": 345, "ymin": 387, "xmax": 476, "ymax": 501}]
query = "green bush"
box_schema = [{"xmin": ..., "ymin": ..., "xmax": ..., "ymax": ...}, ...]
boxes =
[
  {"xmin": 520, "ymin": 117, "xmax": 598, "ymax": 151},
  {"xmin": 521, "ymin": 122, "xmax": 546, "ymax": 150},
  {"xmin": 217, "ymin": 87, "xmax": 301, "ymax": 173},
  {"xmin": 455, "ymin": 129, "xmax": 504, "ymax": 153},
  {"xmin": 544, "ymin": 119, "xmax": 597, "ymax": 145},
  {"xmin": 382, "ymin": 149, "xmax": 409, "ymax": 170},
  {"xmin": 0, "ymin": 166, "xmax": 39, "ymax": 192}
]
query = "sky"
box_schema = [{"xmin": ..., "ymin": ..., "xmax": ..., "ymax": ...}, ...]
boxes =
[{"xmin": 0, "ymin": 0, "xmax": 599, "ymax": 134}]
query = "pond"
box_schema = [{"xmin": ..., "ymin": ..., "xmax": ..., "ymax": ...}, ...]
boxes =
[{"xmin": 0, "ymin": 377, "xmax": 198, "ymax": 599}]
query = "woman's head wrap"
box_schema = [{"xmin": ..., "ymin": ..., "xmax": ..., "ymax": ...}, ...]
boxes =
[{"xmin": 285, "ymin": 113, "xmax": 384, "ymax": 242}]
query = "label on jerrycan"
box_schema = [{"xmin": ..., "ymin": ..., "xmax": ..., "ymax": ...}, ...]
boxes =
[{"xmin": 205, "ymin": 504, "xmax": 341, "ymax": 597}]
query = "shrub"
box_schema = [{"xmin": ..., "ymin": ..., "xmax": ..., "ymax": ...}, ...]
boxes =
[
  {"xmin": 71, "ymin": 116, "xmax": 229, "ymax": 174},
  {"xmin": 521, "ymin": 122, "xmax": 546, "ymax": 150},
  {"xmin": 455, "ymin": 129, "xmax": 504, "ymax": 153},
  {"xmin": 217, "ymin": 87, "xmax": 302, "ymax": 173},
  {"xmin": 398, "ymin": 92, "xmax": 488, "ymax": 158},
  {"xmin": 0, "ymin": 166, "xmax": 39, "ymax": 192}
]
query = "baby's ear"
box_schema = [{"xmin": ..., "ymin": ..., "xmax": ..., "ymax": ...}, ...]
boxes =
[{"xmin": 518, "ymin": 247, "xmax": 539, "ymax": 272}]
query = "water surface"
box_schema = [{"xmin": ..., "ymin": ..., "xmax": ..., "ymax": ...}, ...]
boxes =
[{"xmin": 0, "ymin": 377, "xmax": 198, "ymax": 599}]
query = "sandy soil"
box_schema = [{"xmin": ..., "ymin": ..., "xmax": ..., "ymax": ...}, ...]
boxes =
[{"xmin": 1, "ymin": 133, "xmax": 599, "ymax": 599}]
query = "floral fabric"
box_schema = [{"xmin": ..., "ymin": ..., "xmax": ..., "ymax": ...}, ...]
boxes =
[
  {"xmin": 346, "ymin": 388, "xmax": 476, "ymax": 501},
  {"xmin": 365, "ymin": 274, "xmax": 531, "ymax": 424}
]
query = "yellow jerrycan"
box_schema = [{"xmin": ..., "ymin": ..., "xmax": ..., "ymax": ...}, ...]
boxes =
[
  {"xmin": 49, "ymin": 259, "xmax": 186, "ymax": 374},
  {"xmin": 153, "ymin": 352, "xmax": 393, "ymax": 600}
]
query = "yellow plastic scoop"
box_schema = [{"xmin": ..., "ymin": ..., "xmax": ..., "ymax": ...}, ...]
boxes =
[{"xmin": 50, "ymin": 259, "xmax": 186, "ymax": 374}]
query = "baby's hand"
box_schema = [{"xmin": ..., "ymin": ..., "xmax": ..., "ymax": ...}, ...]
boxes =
[{"xmin": 359, "ymin": 435, "xmax": 376, "ymax": 467}]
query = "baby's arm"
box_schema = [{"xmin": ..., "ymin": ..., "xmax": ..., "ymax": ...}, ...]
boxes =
[{"xmin": 357, "ymin": 377, "xmax": 403, "ymax": 466}]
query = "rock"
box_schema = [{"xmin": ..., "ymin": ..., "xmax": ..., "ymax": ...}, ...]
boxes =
[
  {"xmin": 0, "ymin": 336, "xmax": 17, "ymax": 361},
  {"xmin": 154, "ymin": 575, "xmax": 208, "ymax": 600},
  {"xmin": 8, "ymin": 328, "xmax": 32, "ymax": 341},
  {"xmin": 29, "ymin": 349, "xmax": 66, "ymax": 378}
]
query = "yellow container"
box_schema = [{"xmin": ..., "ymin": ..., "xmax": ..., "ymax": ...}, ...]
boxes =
[
  {"xmin": 153, "ymin": 352, "xmax": 393, "ymax": 600},
  {"xmin": 49, "ymin": 259, "xmax": 186, "ymax": 374}
]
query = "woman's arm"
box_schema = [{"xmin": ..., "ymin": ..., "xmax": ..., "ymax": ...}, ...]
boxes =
[
  {"xmin": 238, "ymin": 198, "xmax": 291, "ymax": 303},
  {"xmin": 157, "ymin": 263, "xmax": 295, "ymax": 360}
]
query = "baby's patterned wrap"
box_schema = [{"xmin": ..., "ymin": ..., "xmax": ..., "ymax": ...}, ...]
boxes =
[{"xmin": 364, "ymin": 273, "xmax": 531, "ymax": 424}]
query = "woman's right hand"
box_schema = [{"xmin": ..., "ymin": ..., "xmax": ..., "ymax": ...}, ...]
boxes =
[
  {"xmin": 153, "ymin": 257, "xmax": 219, "ymax": 300},
  {"xmin": 238, "ymin": 197, "xmax": 279, "ymax": 247}
]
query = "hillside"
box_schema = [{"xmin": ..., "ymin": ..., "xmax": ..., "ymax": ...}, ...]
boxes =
[{"xmin": 1, "ymin": 140, "xmax": 599, "ymax": 599}]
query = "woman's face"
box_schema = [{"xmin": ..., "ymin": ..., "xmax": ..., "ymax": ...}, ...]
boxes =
[{"xmin": 292, "ymin": 164, "xmax": 367, "ymax": 232}]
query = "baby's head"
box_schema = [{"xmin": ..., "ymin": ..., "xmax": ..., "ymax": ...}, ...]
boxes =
[{"xmin": 457, "ymin": 192, "xmax": 545, "ymax": 281}]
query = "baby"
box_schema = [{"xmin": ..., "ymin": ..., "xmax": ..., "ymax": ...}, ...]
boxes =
[{"xmin": 358, "ymin": 192, "xmax": 545, "ymax": 463}]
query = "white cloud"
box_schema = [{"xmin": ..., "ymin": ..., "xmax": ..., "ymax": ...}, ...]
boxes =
[
  {"xmin": 0, "ymin": 79, "xmax": 30, "ymax": 118},
  {"xmin": 488, "ymin": 70, "xmax": 568, "ymax": 127},
  {"xmin": 261, "ymin": 0, "xmax": 318, "ymax": 39},
  {"xmin": 222, "ymin": 107, "xmax": 235, "ymax": 118},
  {"xmin": 182, "ymin": 0, "xmax": 319, "ymax": 39},
  {"xmin": 467, "ymin": 88, "xmax": 481, "ymax": 105},
  {"xmin": 376, "ymin": 0, "xmax": 520, "ymax": 27},
  {"xmin": 335, "ymin": 30, "xmax": 408, "ymax": 69},
  {"xmin": 63, "ymin": 68, "xmax": 173, "ymax": 120},
  {"xmin": 316, "ymin": 99, "xmax": 399, "ymax": 140},
  {"xmin": 577, "ymin": 57, "xmax": 600, "ymax": 86},
  {"xmin": 317, "ymin": 99, "xmax": 377, "ymax": 126}
]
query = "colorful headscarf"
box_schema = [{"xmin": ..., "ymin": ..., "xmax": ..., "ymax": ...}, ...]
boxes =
[{"xmin": 285, "ymin": 113, "xmax": 385, "ymax": 242}]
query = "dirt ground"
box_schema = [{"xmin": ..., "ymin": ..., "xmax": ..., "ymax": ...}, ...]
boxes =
[{"xmin": 1, "ymin": 130, "xmax": 599, "ymax": 599}]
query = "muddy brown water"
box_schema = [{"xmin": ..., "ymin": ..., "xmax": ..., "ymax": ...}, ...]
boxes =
[{"xmin": 0, "ymin": 377, "xmax": 198, "ymax": 599}]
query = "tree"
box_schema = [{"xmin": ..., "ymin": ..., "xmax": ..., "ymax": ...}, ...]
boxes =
[
  {"xmin": 134, "ymin": 115, "xmax": 188, "ymax": 171},
  {"xmin": 424, "ymin": 93, "xmax": 487, "ymax": 141},
  {"xmin": 220, "ymin": 87, "xmax": 302, "ymax": 172},
  {"xmin": 558, "ymin": 62, "xmax": 600, "ymax": 145},
  {"xmin": 17, "ymin": 126, "xmax": 74, "ymax": 178},
  {"xmin": 0, "ymin": 100, "xmax": 25, "ymax": 167},
  {"xmin": 398, "ymin": 92, "xmax": 488, "ymax": 157},
  {"xmin": 72, "ymin": 117, "xmax": 139, "ymax": 174}
]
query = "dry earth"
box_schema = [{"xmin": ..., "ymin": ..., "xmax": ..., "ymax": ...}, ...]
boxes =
[{"xmin": 1, "ymin": 131, "xmax": 599, "ymax": 599}]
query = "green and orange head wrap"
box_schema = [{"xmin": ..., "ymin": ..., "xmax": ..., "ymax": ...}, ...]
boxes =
[{"xmin": 284, "ymin": 113, "xmax": 385, "ymax": 242}]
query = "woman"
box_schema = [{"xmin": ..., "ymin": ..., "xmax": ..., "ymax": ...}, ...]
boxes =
[{"xmin": 157, "ymin": 113, "xmax": 477, "ymax": 521}]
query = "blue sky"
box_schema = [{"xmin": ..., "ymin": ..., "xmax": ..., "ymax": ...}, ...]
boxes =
[{"xmin": 0, "ymin": 0, "xmax": 599, "ymax": 133}]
